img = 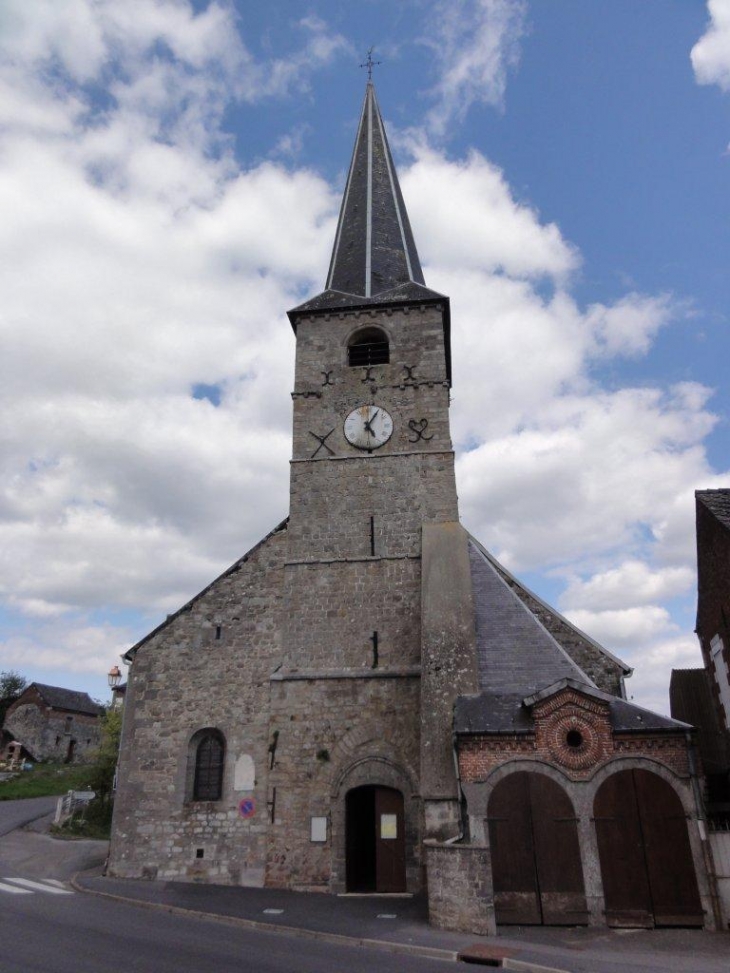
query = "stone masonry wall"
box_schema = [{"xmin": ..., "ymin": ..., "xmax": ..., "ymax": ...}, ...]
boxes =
[
  {"xmin": 425, "ymin": 842, "xmax": 495, "ymax": 935},
  {"xmin": 4, "ymin": 697, "xmax": 100, "ymax": 763},
  {"xmin": 108, "ymin": 526, "xmax": 287, "ymax": 885},
  {"xmin": 267, "ymin": 674, "xmax": 422, "ymax": 891}
]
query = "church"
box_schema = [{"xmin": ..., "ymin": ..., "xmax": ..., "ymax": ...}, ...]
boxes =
[{"xmin": 109, "ymin": 81, "xmax": 718, "ymax": 934}]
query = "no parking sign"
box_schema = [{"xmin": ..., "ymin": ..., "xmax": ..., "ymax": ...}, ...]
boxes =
[{"xmin": 238, "ymin": 797, "xmax": 256, "ymax": 819}]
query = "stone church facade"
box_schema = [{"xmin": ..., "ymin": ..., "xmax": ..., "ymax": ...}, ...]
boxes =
[{"xmin": 109, "ymin": 82, "xmax": 719, "ymax": 932}]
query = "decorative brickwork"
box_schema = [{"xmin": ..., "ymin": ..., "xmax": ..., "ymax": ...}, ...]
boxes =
[{"xmin": 533, "ymin": 689, "xmax": 613, "ymax": 774}]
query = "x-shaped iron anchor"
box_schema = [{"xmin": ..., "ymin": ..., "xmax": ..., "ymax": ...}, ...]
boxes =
[{"xmin": 309, "ymin": 428, "xmax": 335, "ymax": 458}]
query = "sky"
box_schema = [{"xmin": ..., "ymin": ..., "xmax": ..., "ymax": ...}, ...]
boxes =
[{"xmin": 0, "ymin": 0, "xmax": 728, "ymax": 713}]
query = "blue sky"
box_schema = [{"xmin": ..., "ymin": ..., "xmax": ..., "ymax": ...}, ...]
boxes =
[{"xmin": 0, "ymin": 0, "xmax": 728, "ymax": 712}]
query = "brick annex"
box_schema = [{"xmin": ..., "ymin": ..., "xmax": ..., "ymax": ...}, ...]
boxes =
[{"xmin": 109, "ymin": 82, "xmax": 719, "ymax": 934}]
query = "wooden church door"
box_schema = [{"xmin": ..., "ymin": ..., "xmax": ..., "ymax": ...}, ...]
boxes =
[
  {"xmin": 345, "ymin": 785, "xmax": 406, "ymax": 893},
  {"xmin": 488, "ymin": 772, "xmax": 588, "ymax": 925},
  {"xmin": 594, "ymin": 769, "xmax": 703, "ymax": 928}
]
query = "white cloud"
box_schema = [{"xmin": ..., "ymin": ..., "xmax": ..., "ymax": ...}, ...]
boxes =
[
  {"xmin": 0, "ymin": 621, "xmax": 134, "ymax": 677},
  {"xmin": 691, "ymin": 0, "xmax": 730, "ymax": 92},
  {"xmin": 560, "ymin": 560, "xmax": 695, "ymax": 612},
  {"xmin": 624, "ymin": 635, "xmax": 705, "ymax": 715},
  {"xmin": 403, "ymin": 146, "xmax": 578, "ymax": 282},
  {"xmin": 562, "ymin": 606, "xmax": 676, "ymax": 650},
  {"xmin": 422, "ymin": 0, "xmax": 528, "ymax": 136}
]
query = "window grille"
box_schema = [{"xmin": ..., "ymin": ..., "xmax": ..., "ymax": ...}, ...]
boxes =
[
  {"xmin": 348, "ymin": 328, "xmax": 389, "ymax": 367},
  {"xmin": 193, "ymin": 731, "xmax": 224, "ymax": 801}
]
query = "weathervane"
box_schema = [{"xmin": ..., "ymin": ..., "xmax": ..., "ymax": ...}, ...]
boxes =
[{"xmin": 360, "ymin": 47, "xmax": 381, "ymax": 81}]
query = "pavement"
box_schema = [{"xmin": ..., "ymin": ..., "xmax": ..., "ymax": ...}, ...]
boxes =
[
  {"xmin": 74, "ymin": 868, "xmax": 730, "ymax": 973},
  {"xmin": 2, "ymin": 801, "xmax": 726, "ymax": 973}
]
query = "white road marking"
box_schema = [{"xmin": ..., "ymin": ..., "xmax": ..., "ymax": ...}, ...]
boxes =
[
  {"xmin": 3, "ymin": 877, "xmax": 73, "ymax": 894},
  {"xmin": 0, "ymin": 880, "xmax": 32, "ymax": 895}
]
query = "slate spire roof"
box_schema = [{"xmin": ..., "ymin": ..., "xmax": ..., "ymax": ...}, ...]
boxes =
[
  {"xmin": 288, "ymin": 82, "xmax": 449, "ymax": 331},
  {"xmin": 326, "ymin": 80, "xmax": 425, "ymax": 299}
]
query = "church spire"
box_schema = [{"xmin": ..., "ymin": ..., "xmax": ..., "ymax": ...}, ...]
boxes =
[
  {"xmin": 325, "ymin": 81, "xmax": 426, "ymax": 299},
  {"xmin": 288, "ymin": 79, "xmax": 450, "ymax": 381}
]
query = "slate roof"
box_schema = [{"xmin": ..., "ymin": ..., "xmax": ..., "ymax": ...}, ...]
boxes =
[
  {"xmin": 454, "ymin": 687, "xmax": 690, "ymax": 735},
  {"xmin": 458, "ymin": 542, "xmax": 690, "ymax": 737},
  {"xmin": 469, "ymin": 536, "xmax": 630, "ymax": 676},
  {"xmin": 696, "ymin": 488, "xmax": 730, "ymax": 530},
  {"xmin": 30, "ymin": 683, "xmax": 101, "ymax": 716},
  {"xmin": 468, "ymin": 539, "xmax": 593, "ymax": 696},
  {"xmin": 327, "ymin": 81, "xmax": 426, "ymax": 300}
]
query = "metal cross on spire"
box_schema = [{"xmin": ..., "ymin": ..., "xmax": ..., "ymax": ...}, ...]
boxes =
[{"xmin": 360, "ymin": 47, "xmax": 381, "ymax": 81}]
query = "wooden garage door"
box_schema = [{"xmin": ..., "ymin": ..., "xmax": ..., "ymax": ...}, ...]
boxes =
[
  {"xmin": 593, "ymin": 769, "xmax": 704, "ymax": 928},
  {"xmin": 487, "ymin": 772, "xmax": 588, "ymax": 926}
]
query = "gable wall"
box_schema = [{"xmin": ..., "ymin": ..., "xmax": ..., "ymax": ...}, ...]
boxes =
[{"xmin": 108, "ymin": 528, "xmax": 287, "ymax": 884}]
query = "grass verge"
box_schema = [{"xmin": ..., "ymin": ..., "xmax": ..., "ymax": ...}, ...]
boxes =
[{"xmin": 0, "ymin": 762, "xmax": 92, "ymax": 800}]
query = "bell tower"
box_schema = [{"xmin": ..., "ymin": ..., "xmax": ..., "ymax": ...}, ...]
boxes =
[{"xmin": 266, "ymin": 81, "xmax": 471, "ymax": 892}]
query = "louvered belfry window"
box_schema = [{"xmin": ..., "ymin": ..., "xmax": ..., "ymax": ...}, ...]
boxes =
[
  {"xmin": 348, "ymin": 328, "xmax": 389, "ymax": 367},
  {"xmin": 193, "ymin": 731, "xmax": 224, "ymax": 801}
]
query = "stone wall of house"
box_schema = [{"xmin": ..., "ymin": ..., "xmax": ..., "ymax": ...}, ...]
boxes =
[
  {"xmin": 425, "ymin": 842, "xmax": 495, "ymax": 935},
  {"xmin": 108, "ymin": 526, "xmax": 288, "ymax": 885},
  {"xmin": 4, "ymin": 692, "xmax": 100, "ymax": 763}
]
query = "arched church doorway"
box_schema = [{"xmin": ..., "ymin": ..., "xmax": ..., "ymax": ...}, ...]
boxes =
[
  {"xmin": 345, "ymin": 785, "xmax": 406, "ymax": 893},
  {"xmin": 594, "ymin": 769, "xmax": 703, "ymax": 928},
  {"xmin": 487, "ymin": 771, "xmax": 588, "ymax": 926}
]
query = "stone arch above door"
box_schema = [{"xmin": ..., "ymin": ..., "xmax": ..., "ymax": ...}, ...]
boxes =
[{"xmin": 329, "ymin": 754, "xmax": 420, "ymax": 894}]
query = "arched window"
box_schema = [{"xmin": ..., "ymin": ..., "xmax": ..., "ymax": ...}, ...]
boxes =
[
  {"xmin": 191, "ymin": 729, "xmax": 225, "ymax": 801},
  {"xmin": 348, "ymin": 327, "xmax": 389, "ymax": 367}
]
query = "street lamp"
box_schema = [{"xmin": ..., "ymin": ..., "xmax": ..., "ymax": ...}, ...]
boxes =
[{"xmin": 108, "ymin": 665, "xmax": 122, "ymax": 689}]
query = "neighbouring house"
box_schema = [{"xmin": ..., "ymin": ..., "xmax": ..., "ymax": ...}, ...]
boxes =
[
  {"xmin": 670, "ymin": 667, "xmax": 730, "ymax": 819},
  {"xmin": 109, "ymin": 80, "xmax": 720, "ymax": 933},
  {"xmin": 3, "ymin": 683, "xmax": 102, "ymax": 764}
]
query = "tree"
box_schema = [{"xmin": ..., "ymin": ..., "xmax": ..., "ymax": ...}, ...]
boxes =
[
  {"xmin": 0, "ymin": 670, "xmax": 27, "ymax": 725},
  {"xmin": 86, "ymin": 708, "xmax": 122, "ymax": 806}
]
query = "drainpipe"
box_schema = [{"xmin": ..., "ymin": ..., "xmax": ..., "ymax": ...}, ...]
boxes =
[
  {"xmin": 444, "ymin": 733, "xmax": 465, "ymax": 845},
  {"xmin": 685, "ymin": 729, "xmax": 722, "ymax": 929}
]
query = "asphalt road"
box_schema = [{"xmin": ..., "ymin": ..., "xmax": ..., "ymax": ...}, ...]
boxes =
[
  {"xmin": 0, "ymin": 802, "xmax": 455, "ymax": 973},
  {"xmin": 0, "ymin": 881, "xmax": 458, "ymax": 973},
  {"xmin": 0, "ymin": 796, "xmax": 57, "ymax": 837}
]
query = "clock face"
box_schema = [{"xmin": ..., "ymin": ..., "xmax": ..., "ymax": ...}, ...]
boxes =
[{"xmin": 344, "ymin": 405, "xmax": 394, "ymax": 451}]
